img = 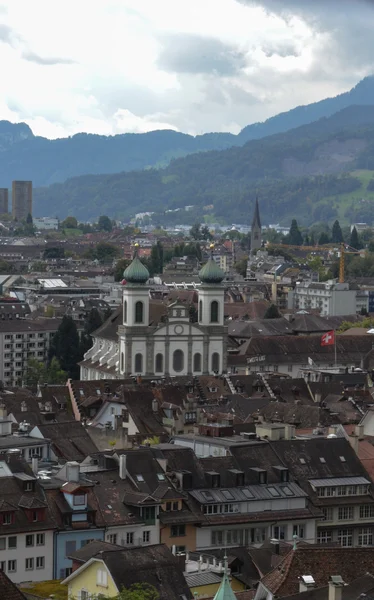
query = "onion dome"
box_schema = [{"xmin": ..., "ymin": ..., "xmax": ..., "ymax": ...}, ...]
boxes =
[
  {"xmin": 199, "ymin": 245, "xmax": 225, "ymax": 284},
  {"xmin": 123, "ymin": 247, "xmax": 149, "ymax": 284}
]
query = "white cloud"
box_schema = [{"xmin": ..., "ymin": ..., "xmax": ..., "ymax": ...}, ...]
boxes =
[{"xmin": 0, "ymin": 0, "xmax": 372, "ymax": 139}]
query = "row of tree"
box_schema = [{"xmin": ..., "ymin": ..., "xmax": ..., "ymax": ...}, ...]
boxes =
[{"xmin": 286, "ymin": 219, "xmax": 363, "ymax": 249}]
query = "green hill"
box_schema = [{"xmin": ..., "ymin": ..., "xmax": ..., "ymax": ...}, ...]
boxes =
[
  {"xmin": 33, "ymin": 105, "xmax": 374, "ymax": 224},
  {"xmin": 4, "ymin": 76, "xmax": 374, "ymax": 188}
]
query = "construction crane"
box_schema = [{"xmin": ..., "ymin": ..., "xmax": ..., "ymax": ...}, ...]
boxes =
[{"xmin": 338, "ymin": 243, "xmax": 361, "ymax": 283}]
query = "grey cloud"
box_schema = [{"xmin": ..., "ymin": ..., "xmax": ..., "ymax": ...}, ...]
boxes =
[
  {"xmin": 0, "ymin": 24, "xmax": 17, "ymax": 45},
  {"xmin": 158, "ymin": 34, "xmax": 247, "ymax": 76},
  {"xmin": 262, "ymin": 41, "xmax": 299, "ymax": 58},
  {"xmin": 22, "ymin": 51, "xmax": 76, "ymax": 66}
]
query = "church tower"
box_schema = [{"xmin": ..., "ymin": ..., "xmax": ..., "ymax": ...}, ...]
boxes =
[
  {"xmin": 119, "ymin": 246, "xmax": 150, "ymax": 376},
  {"xmin": 250, "ymin": 197, "xmax": 262, "ymax": 255}
]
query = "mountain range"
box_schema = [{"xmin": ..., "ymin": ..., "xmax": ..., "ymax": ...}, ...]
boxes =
[{"xmin": 1, "ymin": 76, "xmax": 374, "ymax": 190}]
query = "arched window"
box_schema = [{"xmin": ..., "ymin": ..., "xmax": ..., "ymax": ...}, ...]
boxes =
[
  {"xmin": 155, "ymin": 353, "xmax": 163, "ymax": 373},
  {"xmin": 199, "ymin": 300, "xmax": 202, "ymax": 321},
  {"xmin": 134, "ymin": 353, "xmax": 143, "ymax": 373},
  {"xmin": 173, "ymin": 349, "xmax": 184, "ymax": 373},
  {"xmin": 193, "ymin": 353, "xmax": 202, "ymax": 373},
  {"xmin": 210, "ymin": 300, "xmax": 219, "ymax": 323},
  {"xmin": 211, "ymin": 352, "xmax": 220, "ymax": 373},
  {"xmin": 124, "ymin": 300, "xmax": 127, "ymax": 323},
  {"xmin": 135, "ymin": 301, "xmax": 143, "ymax": 324},
  {"xmin": 121, "ymin": 352, "xmax": 124, "ymax": 372}
]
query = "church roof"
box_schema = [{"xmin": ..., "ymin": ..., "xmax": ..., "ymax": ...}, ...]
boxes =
[
  {"xmin": 199, "ymin": 250, "xmax": 225, "ymax": 284},
  {"xmin": 252, "ymin": 198, "xmax": 261, "ymax": 229},
  {"xmin": 213, "ymin": 571, "xmax": 237, "ymax": 600},
  {"xmin": 123, "ymin": 250, "xmax": 150, "ymax": 284}
]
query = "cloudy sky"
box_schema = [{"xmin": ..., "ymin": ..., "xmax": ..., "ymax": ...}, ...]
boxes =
[{"xmin": 0, "ymin": 0, "xmax": 373, "ymax": 139}]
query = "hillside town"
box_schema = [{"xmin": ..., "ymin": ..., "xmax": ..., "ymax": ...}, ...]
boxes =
[{"xmin": 1, "ymin": 189, "xmax": 374, "ymax": 600}]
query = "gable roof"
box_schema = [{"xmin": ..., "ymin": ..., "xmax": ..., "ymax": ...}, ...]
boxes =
[{"xmin": 0, "ymin": 569, "xmax": 27, "ymax": 599}]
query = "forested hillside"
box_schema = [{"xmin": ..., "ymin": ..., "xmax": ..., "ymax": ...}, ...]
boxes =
[
  {"xmin": 33, "ymin": 105, "xmax": 374, "ymax": 224},
  {"xmin": 3, "ymin": 76, "xmax": 374, "ymax": 187}
]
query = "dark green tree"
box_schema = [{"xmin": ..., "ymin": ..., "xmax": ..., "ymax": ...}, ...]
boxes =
[
  {"xmin": 114, "ymin": 258, "xmax": 131, "ymax": 281},
  {"xmin": 189, "ymin": 223, "xmax": 201, "ymax": 240},
  {"xmin": 288, "ymin": 220, "xmax": 303, "ymax": 246},
  {"xmin": 107, "ymin": 583, "xmax": 159, "ymax": 600},
  {"xmin": 310, "ymin": 231, "xmax": 316, "ymax": 246},
  {"xmin": 80, "ymin": 308, "xmax": 103, "ymax": 356},
  {"xmin": 92, "ymin": 242, "xmax": 120, "ymax": 262},
  {"xmin": 98, "ymin": 215, "xmax": 113, "ymax": 232},
  {"xmin": 264, "ymin": 303, "xmax": 281, "ymax": 319},
  {"xmin": 189, "ymin": 304, "xmax": 198, "ymax": 323},
  {"xmin": 149, "ymin": 242, "xmax": 164, "ymax": 275},
  {"xmin": 201, "ymin": 225, "xmax": 213, "ymax": 240},
  {"xmin": 25, "ymin": 357, "xmax": 66, "ymax": 390},
  {"xmin": 331, "ymin": 220, "xmax": 343, "ymax": 243},
  {"xmin": 43, "ymin": 247, "xmax": 65, "ymax": 259},
  {"xmin": 61, "ymin": 216, "xmax": 78, "ymax": 229},
  {"xmin": 318, "ymin": 232, "xmax": 330, "ymax": 245},
  {"xmin": 350, "ymin": 226, "xmax": 362, "ymax": 250},
  {"xmin": 304, "ymin": 234, "xmax": 310, "ymax": 246},
  {"xmin": 48, "ymin": 316, "xmax": 81, "ymax": 379},
  {"xmin": 234, "ymin": 258, "xmax": 247, "ymax": 278}
]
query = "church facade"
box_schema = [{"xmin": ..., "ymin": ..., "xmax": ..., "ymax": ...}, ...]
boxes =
[{"xmin": 80, "ymin": 250, "xmax": 227, "ymax": 380}]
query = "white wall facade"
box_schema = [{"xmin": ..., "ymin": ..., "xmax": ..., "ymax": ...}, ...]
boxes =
[{"xmin": 0, "ymin": 529, "xmax": 54, "ymax": 583}]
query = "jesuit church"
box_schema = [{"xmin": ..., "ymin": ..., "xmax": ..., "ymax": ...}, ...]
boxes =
[{"xmin": 80, "ymin": 249, "xmax": 228, "ymax": 380}]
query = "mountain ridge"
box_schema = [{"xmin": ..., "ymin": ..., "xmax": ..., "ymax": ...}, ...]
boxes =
[{"xmin": 2, "ymin": 75, "xmax": 374, "ymax": 187}]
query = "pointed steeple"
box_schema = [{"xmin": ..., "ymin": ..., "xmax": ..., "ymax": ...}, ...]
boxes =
[
  {"xmin": 252, "ymin": 197, "xmax": 261, "ymax": 230},
  {"xmin": 213, "ymin": 556, "xmax": 237, "ymax": 600}
]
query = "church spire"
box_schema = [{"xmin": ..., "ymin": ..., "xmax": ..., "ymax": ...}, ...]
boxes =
[
  {"xmin": 250, "ymin": 197, "xmax": 262, "ymax": 255},
  {"xmin": 213, "ymin": 556, "xmax": 236, "ymax": 600},
  {"xmin": 252, "ymin": 197, "xmax": 261, "ymax": 230}
]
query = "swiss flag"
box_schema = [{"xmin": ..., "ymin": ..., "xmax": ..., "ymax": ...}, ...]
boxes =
[{"xmin": 321, "ymin": 331, "xmax": 335, "ymax": 346}]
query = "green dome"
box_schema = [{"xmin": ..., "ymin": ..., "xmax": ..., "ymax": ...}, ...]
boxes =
[
  {"xmin": 199, "ymin": 256, "xmax": 224, "ymax": 284},
  {"xmin": 123, "ymin": 253, "xmax": 149, "ymax": 284}
]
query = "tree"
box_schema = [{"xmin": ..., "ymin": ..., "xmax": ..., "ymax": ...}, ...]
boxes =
[
  {"xmin": 80, "ymin": 308, "xmax": 103, "ymax": 356},
  {"xmin": 149, "ymin": 242, "xmax": 164, "ymax": 275},
  {"xmin": 25, "ymin": 357, "xmax": 66, "ymax": 390},
  {"xmin": 264, "ymin": 303, "xmax": 281, "ymax": 319},
  {"xmin": 350, "ymin": 226, "xmax": 362, "ymax": 250},
  {"xmin": 234, "ymin": 258, "xmax": 247, "ymax": 278},
  {"xmin": 92, "ymin": 242, "xmax": 120, "ymax": 262},
  {"xmin": 114, "ymin": 258, "xmax": 131, "ymax": 282},
  {"xmin": 288, "ymin": 220, "xmax": 303, "ymax": 246},
  {"xmin": 61, "ymin": 216, "xmax": 78, "ymax": 229},
  {"xmin": 98, "ymin": 215, "xmax": 113, "ymax": 232},
  {"xmin": 318, "ymin": 232, "xmax": 330, "ymax": 245},
  {"xmin": 201, "ymin": 225, "xmax": 213, "ymax": 241},
  {"xmin": 49, "ymin": 316, "xmax": 81, "ymax": 379},
  {"xmin": 189, "ymin": 223, "xmax": 201, "ymax": 240},
  {"xmin": 43, "ymin": 247, "xmax": 65, "ymax": 259},
  {"xmin": 189, "ymin": 303, "xmax": 198, "ymax": 323},
  {"xmin": 331, "ymin": 220, "xmax": 343, "ymax": 243}
]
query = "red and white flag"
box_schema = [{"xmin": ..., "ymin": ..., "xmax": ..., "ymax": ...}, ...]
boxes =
[{"xmin": 321, "ymin": 331, "xmax": 335, "ymax": 346}]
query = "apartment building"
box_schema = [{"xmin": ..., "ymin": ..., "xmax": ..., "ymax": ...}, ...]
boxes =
[
  {"xmin": 0, "ymin": 188, "xmax": 8, "ymax": 214},
  {"xmin": 12, "ymin": 181, "xmax": 32, "ymax": 221},
  {"xmin": 0, "ymin": 318, "xmax": 60, "ymax": 386},
  {"xmin": 289, "ymin": 281, "xmax": 356, "ymax": 316}
]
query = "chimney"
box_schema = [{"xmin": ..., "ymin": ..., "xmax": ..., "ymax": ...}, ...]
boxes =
[
  {"xmin": 328, "ymin": 576, "xmax": 346, "ymax": 600},
  {"xmin": 299, "ymin": 576, "xmax": 315, "ymax": 593},
  {"xmin": 152, "ymin": 398, "xmax": 159, "ymax": 413},
  {"xmin": 66, "ymin": 461, "xmax": 80, "ymax": 483},
  {"xmin": 314, "ymin": 391, "xmax": 322, "ymax": 404},
  {"xmin": 32, "ymin": 457, "xmax": 38, "ymax": 475},
  {"xmin": 355, "ymin": 424, "xmax": 365, "ymax": 440},
  {"xmin": 119, "ymin": 454, "xmax": 127, "ymax": 480},
  {"xmin": 172, "ymin": 545, "xmax": 176, "ymax": 555},
  {"xmin": 0, "ymin": 402, "xmax": 7, "ymax": 421},
  {"xmin": 348, "ymin": 433, "xmax": 359, "ymax": 455}
]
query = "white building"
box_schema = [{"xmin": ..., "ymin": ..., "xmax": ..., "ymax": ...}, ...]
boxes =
[
  {"xmin": 289, "ymin": 281, "xmax": 357, "ymax": 316},
  {"xmin": 33, "ymin": 217, "xmax": 59, "ymax": 230},
  {"xmin": 81, "ymin": 250, "xmax": 227, "ymax": 379}
]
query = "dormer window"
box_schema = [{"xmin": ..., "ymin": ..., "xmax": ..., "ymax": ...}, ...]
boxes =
[
  {"xmin": 136, "ymin": 474, "xmax": 144, "ymax": 482},
  {"xmin": 73, "ymin": 494, "xmax": 86, "ymax": 506},
  {"xmin": 24, "ymin": 481, "xmax": 34, "ymax": 492},
  {"xmin": 2, "ymin": 512, "xmax": 14, "ymax": 525}
]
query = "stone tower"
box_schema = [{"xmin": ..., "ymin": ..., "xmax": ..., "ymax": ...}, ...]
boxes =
[{"xmin": 250, "ymin": 197, "xmax": 261, "ymax": 255}]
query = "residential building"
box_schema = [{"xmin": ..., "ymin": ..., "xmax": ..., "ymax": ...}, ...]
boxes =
[
  {"xmin": 289, "ymin": 281, "xmax": 357, "ymax": 316},
  {"xmin": 12, "ymin": 181, "xmax": 32, "ymax": 221},
  {"xmin": 33, "ymin": 216, "xmax": 59, "ymax": 230},
  {"xmin": 61, "ymin": 543, "xmax": 192, "ymax": 600},
  {"xmin": 80, "ymin": 250, "xmax": 227, "ymax": 379},
  {"xmin": 0, "ymin": 188, "xmax": 8, "ymax": 214},
  {"xmin": 0, "ymin": 317, "xmax": 61, "ymax": 386},
  {"xmin": 0, "ymin": 452, "xmax": 55, "ymax": 583}
]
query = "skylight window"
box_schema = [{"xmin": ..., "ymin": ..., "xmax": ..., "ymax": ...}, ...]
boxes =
[
  {"xmin": 222, "ymin": 490, "xmax": 234, "ymax": 500},
  {"xmin": 202, "ymin": 491, "xmax": 214, "ymax": 501},
  {"xmin": 299, "ymin": 458, "xmax": 306, "ymax": 464},
  {"xmin": 242, "ymin": 489, "xmax": 254, "ymax": 499},
  {"xmin": 157, "ymin": 473, "xmax": 165, "ymax": 481},
  {"xmin": 79, "ymin": 389, "xmax": 84, "ymax": 396},
  {"xmin": 320, "ymin": 457, "xmax": 326, "ymax": 463},
  {"xmin": 267, "ymin": 486, "xmax": 281, "ymax": 497},
  {"xmin": 136, "ymin": 474, "xmax": 144, "ymax": 482},
  {"xmin": 339, "ymin": 456, "xmax": 346, "ymax": 462},
  {"xmin": 282, "ymin": 486, "xmax": 295, "ymax": 497}
]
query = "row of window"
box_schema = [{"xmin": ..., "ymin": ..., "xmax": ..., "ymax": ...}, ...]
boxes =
[
  {"xmin": 107, "ymin": 531, "xmax": 151, "ymax": 545},
  {"xmin": 5, "ymin": 333, "xmax": 46, "ymax": 340},
  {"xmin": 0, "ymin": 557, "xmax": 45, "ymax": 573},
  {"xmin": 316, "ymin": 485, "xmax": 370, "ymax": 497},
  {"xmin": 322, "ymin": 505, "xmax": 374, "ymax": 521},
  {"xmin": 0, "ymin": 534, "xmax": 45, "ymax": 550},
  {"xmin": 122, "ymin": 351, "xmax": 220, "ymax": 374},
  {"xmin": 317, "ymin": 528, "xmax": 373, "ymax": 547},
  {"xmin": 211, "ymin": 524, "xmax": 306, "ymax": 546}
]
